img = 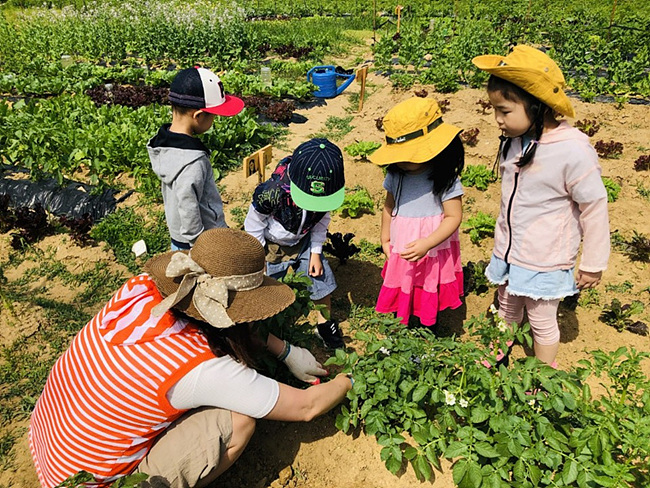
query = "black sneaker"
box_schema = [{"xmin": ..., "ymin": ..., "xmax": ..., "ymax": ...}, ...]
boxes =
[{"xmin": 316, "ymin": 320, "xmax": 345, "ymax": 349}]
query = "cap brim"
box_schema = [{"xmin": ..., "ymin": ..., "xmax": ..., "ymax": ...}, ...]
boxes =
[
  {"xmin": 202, "ymin": 95, "xmax": 245, "ymax": 116},
  {"xmin": 290, "ymin": 182, "xmax": 345, "ymax": 212},
  {"xmin": 369, "ymin": 122, "xmax": 463, "ymax": 166},
  {"xmin": 145, "ymin": 251, "xmax": 295, "ymax": 326}
]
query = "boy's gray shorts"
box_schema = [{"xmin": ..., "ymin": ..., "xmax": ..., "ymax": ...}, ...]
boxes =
[{"xmin": 266, "ymin": 242, "xmax": 337, "ymax": 301}]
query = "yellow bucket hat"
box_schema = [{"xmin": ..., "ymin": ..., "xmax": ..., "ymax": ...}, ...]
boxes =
[
  {"xmin": 369, "ymin": 97, "xmax": 463, "ymax": 166},
  {"xmin": 472, "ymin": 45, "xmax": 575, "ymax": 118}
]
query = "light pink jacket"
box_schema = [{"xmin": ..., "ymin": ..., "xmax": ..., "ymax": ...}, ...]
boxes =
[{"xmin": 493, "ymin": 121, "xmax": 610, "ymax": 273}]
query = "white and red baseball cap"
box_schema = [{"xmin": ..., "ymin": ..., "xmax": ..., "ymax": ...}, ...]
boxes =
[{"xmin": 168, "ymin": 67, "xmax": 244, "ymax": 116}]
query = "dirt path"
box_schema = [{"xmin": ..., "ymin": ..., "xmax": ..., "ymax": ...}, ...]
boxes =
[{"xmin": 1, "ymin": 38, "xmax": 650, "ymax": 488}]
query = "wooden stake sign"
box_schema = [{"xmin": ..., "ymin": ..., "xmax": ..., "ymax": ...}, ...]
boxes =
[
  {"xmin": 243, "ymin": 144, "xmax": 272, "ymax": 183},
  {"xmin": 356, "ymin": 65, "xmax": 369, "ymax": 112},
  {"xmin": 395, "ymin": 5, "xmax": 404, "ymax": 34}
]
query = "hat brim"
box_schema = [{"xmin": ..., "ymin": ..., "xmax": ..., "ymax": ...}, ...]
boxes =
[
  {"xmin": 144, "ymin": 251, "xmax": 296, "ymax": 326},
  {"xmin": 472, "ymin": 55, "xmax": 575, "ymax": 118},
  {"xmin": 202, "ymin": 95, "xmax": 245, "ymax": 117},
  {"xmin": 290, "ymin": 183, "xmax": 345, "ymax": 212},
  {"xmin": 369, "ymin": 122, "xmax": 463, "ymax": 166}
]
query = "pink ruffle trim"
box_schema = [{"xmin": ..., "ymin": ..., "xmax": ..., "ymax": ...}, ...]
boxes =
[{"xmin": 376, "ymin": 240, "xmax": 463, "ymax": 326}]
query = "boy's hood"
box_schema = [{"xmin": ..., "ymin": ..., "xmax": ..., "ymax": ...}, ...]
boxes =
[
  {"xmin": 147, "ymin": 124, "xmax": 210, "ymax": 184},
  {"xmin": 539, "ymin": 120, "xmax": 589, "ymax": 144}
]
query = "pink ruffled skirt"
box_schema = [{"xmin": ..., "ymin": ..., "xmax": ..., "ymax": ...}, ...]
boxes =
[{"xmin": 376, "ymin": 214, "xmax": 464, "ymax": 326}]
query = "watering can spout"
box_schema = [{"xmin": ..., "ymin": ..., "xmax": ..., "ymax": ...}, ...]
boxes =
[{"xmin": 307, "ymin": 65, "xmax": 356, "ymax": 98}]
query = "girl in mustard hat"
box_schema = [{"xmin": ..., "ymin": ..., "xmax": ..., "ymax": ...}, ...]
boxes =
[
  {"xmin": 472, "ymin": 45, "xmax": 610, "ymax": 366},
  {"xmin": 369, "ymin": 97, "xmax": 465, "ymax": 328}
]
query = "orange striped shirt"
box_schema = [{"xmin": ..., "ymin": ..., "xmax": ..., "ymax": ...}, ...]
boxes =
[{"xmin": 29, "ymin": 274, "xmax": 216, "ymax": 488}]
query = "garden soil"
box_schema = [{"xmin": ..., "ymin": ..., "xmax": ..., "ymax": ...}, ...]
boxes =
[{"xmin": 1, "ymin": 47, "xmax": 649, "ymax": 488}]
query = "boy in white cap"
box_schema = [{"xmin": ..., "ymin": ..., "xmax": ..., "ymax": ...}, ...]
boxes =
[{"xmin": 148, "ymin": 67, "xmax": 245, "ymax": 250}]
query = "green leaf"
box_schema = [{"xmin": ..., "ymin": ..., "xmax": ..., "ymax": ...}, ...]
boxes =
[
  {"xmin": 412, "ymin": 385, "xmax": 429, "ymax": 402},
  {"xmin": 470, "ymin": 406, "xmax": 490, "ymax": 424},
  {"xmin": 445, "ymin": 441, "xmax": 468, "ymax": 458},
  {"xmin": 453, "ymin": 458, "xmax": 470, "ymax": 485},
  {"xmin": 413, "ymin": 454, "xmax": 434, "ymax": 481},
  {"xmin": 404, "ymin": 446, "xmax": 418, "ymax": 460},
  {"xmin": 385, "ymin": 455, "xmax": 402, "ymax": 475},
  {"xmin": 475, "ymin": 442, "xmax": 500, "ymax": 458},
  {"xmin": 563, "ymin": 459, "xmax": 579, "ymax": 485},
  {"xmin": 513, "ymin": 459, "xmax": 525, "ymax": 481}
]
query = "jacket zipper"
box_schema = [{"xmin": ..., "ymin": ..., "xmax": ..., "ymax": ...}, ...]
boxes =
[{"xmin": 503, "ymin": 171, "xmax": 519, "ymax": 263}]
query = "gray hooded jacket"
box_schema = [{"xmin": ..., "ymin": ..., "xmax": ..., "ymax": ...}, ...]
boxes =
[{"xmin": 148, "ymin": 124, "xmax": 226, "ymax": 245}]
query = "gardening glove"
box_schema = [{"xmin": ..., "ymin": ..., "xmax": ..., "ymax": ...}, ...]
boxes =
[{"xmin": 278, "ymin": 341, "xmax": 328, "ymax": 384}]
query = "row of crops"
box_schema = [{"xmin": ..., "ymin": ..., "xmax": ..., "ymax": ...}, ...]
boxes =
[{"xmin": 0, "ymin": 0, "xmax": 649, "ymax": 197}]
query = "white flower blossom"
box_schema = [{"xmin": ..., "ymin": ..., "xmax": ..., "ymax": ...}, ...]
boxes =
[
  {"xmin": 444, "ymin": 390, "xmax": 456, "ymax": 406},
  {"xmin": 459, "ymin": 398, "xmax": 468, "ymax": 408},
  {"xmin": 379, "ymin": 347, "xmax": 391, "ymax": 356},
  {"xmin": 497, "ymin": 319, "xmax": 509, "ymax": 333}
]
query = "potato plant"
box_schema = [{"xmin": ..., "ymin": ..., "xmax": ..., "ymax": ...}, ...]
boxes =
[{"xmin": 328, "ymin": 313, "xmax": 650, "ymax": 486}]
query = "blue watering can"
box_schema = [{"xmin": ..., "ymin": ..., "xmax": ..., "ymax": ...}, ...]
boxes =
[{"xmin": 307, "ymin": 65, "xmax": 356, "ymax": 98}]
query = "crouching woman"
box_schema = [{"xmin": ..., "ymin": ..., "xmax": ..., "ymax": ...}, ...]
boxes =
[{"xmin": 29, "ymin": 228, "xmax": 352, "ymax": 488}]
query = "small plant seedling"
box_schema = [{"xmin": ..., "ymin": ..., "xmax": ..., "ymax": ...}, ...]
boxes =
[
  {"xmin": 335, "ymin": 187, "xmax": 375, "ymax": 218},
  {"xmin": 599, "ymin": 299, "xmax": 648, "ymax": 336},
  {"xmin": 344, "ymin": 141, "xmax": 382, "ymax": 160},
  {"xmin": 413, "ymin": 88, "xmax": 428, "ymax": 98},
  {"xmin": 623, "ymin": 231, "xmax": 650, "ymax": 262},
  {"xmin": 637, "ymin": 182, "xmax": 650, "ymax": 200},
  {"xmin": 462, "ymin": 260, "xmax": 491, "ymax": 295},
  {"xmin": 602, "ymin": 177, "xmax": 621, "ymax": 202},
  {"xmin": 58, "ymin": 214, "xmax": 94, "ymax": 246},
  {"xmin": 437, "ymin": 99, "xmax": 450, "ymax": 113},
  {"xmin": 578, "ymin": 288, "xmax": 600, "ymax": 308},
  {"xmin": 460, "ymin": 128, "xmax": 480, "ymax": 147},
  {"xmin": 9, "ymin": 204, "xmax": 49, "ymax": 249},
  {"xmin": 460, "ymin": 164, "xmax": 495, "ymax": 191},
  {"xmin": 462, "ymin": 211, "xmax": 495, "ymax": 245},
  {"xmin": 595, "ymin": 140, "xmax": 624, "ymax": 159},
  {"xmin": 574, "ymin": 119, "xmax": 601, "ymax": 137},
  {"xmin": 634, "ymin": 155, "xmax": 650, "ymax": 171},
  {"xmin": 323, "ymin": 232, "xmax": 360, "ymax": 264},
  {"xmin": 229, "ymin": 206, "xmax": 246, "ymax": 229},
  {"xmin": 610, "ymin": 229, "xmax": 627, "ymax": 250},
  {"xmin": 605, "ymin": 280, "xmax": 634, "ymax": 293},
  {"xmin": 476, "ymin": 99, "xmax": 492, "ymax": 114}
]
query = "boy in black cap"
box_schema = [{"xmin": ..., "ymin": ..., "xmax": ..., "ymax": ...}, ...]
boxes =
[
  {"xmin": 244, "ymin": 138, "xmax": 346, "ymax": 349},
  {"xmin": 148, "ymin": 67, "xmax": 244, "ymax": 250}
]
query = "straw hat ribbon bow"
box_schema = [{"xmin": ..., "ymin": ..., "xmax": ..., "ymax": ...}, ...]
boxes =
[{"xmin": 151, "ymin": 252, "xmax": 264, "ymax": 328}]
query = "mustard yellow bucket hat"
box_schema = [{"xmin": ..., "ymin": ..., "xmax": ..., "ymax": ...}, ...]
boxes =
[
  {"xmin": 369, "ymin": 97, "xmax": 463, "ymax": 166},
  {"xmin": 472, "ymin": 45, "xmax": 575, "ymax": 118}
]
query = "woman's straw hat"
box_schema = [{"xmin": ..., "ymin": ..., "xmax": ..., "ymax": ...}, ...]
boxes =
[
  {"xmin": 472, "ymin": 45, "xmax": 575, "ymax": 118},
  {"xmin": 369, "ymin": 97, "xmax": 463, "ymax": 166},
  {"xmin": 144, "ymin": 228, "xmax": 295, "ymax": 327}
]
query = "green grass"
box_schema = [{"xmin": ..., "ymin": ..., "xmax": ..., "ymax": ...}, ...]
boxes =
[{"xmin": 312, "ymin": 115, "xmax": 355, "ymax": 141}]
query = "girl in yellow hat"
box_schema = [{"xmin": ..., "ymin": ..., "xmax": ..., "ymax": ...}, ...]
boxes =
[
  {"xmin": 369, "ymin": 97, "xmax": 465, "ymax": 328},
  {"xmin": 472, "ymin": 45, "xmax": 610, "ymax": 366}
]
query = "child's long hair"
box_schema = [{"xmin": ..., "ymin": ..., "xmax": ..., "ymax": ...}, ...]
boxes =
[
  {"xmin": 487, "ymin": 75, "xmax": 553, "ymax": 168},
  {"xmin": 387, "ymin": 135, "xmax": 464, "ymax": 214}
]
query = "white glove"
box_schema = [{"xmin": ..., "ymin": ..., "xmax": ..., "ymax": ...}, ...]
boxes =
[{"xmin": 279, "ymin": 342, "xmax": 328, "ymax": 384}]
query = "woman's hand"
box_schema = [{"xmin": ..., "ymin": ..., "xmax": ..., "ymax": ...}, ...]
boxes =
[
  {"xmin": 576, "ymin": 270, "xmax": 602, "ymax": 289},
  {"xmin": 282, "ymin": 344, "xmax": 328, "ymax": 384},
  {"xmin": 400, "ymin": 238, "xmax": 431, "ymax": 262},
  {"xmin": 309, "ymin": 253, "xmax": 324, "ymax": 277}
]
